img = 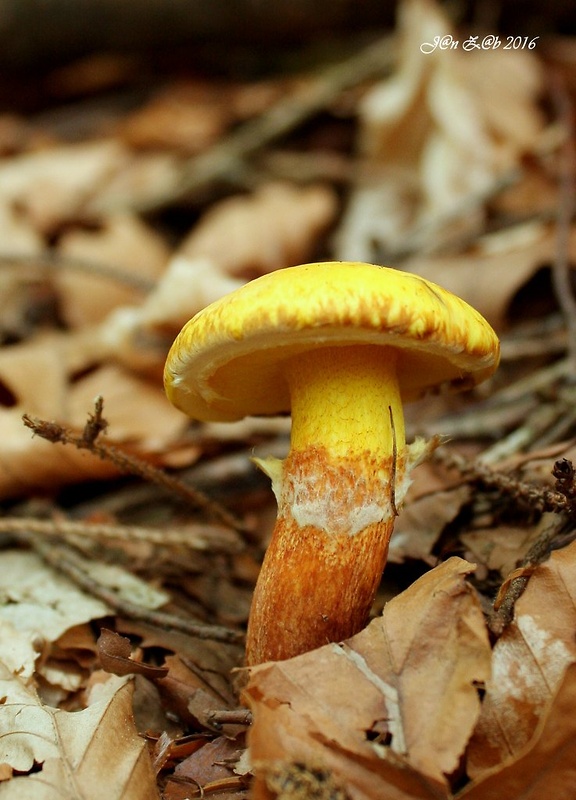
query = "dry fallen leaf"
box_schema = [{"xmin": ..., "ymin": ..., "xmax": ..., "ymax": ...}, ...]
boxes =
[
  {"xmin": 0, "ymin": 318, "xmax": 190, "ymax": 498},
  {"xmin": 0, "ymin": 550, "xmax": 109, "ymax": 642},
  {"xmin": 403, "ymin": 222, "xmax": 575, "ymax": 329},
  {"xmin": 118, "ymin": 79, "xmax": 235, "ymax": 154},
  {"xmin": 97, "ymin": 629, "xmax": 169, "ymax": 679},
  {"xmin": 55, "ymin": 212, "xmax": 169, "ymax": 328},
  {"xmin": 245, "ymin": 557, "xmax": 491, "ymax": 799},
  {"xmin": 467, "ymin": 539, "xmax": 576, "ymax": 777},
  {"xmin": 178, "ymin": 180, "xmax": 338, "ymax": 278},
  {"xmin": 461, "ymin": 516, "xmax": 553, "ymax": 578},
  {"xmin": 0, "ymin": 668, "xmax": 158, "ymax": 799},
  {"xmin": 171, "ymin": 736, "xmax": 244, "ymax": 790},
  {"xmin": 390, "ymin": 460, "xmax": 471, "ymax": 564},
  {"xmin": 461, "ymin": 662, "xmax": 576, "ymax": 800},
  {"xmin": 0, "ymin": 140, "xmax": 128, "ymax": 234},
  {"xmin": 337, "ymin": 0, "xmax": 544, "ymax": 261}
]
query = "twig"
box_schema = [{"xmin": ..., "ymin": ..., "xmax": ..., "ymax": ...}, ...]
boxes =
[
  {"xmin": 447, "ymin": 453, "xmax": 576, "ymax": 633},
  {"xmin": 488, "ymin": 456, "xmax": 576, "ymax": 634},
  {"xmin": 206, "ymin": 708, "xmax": 253, "ymax": 729},
  {"xmin": 530, "ymin": 396, "xmax": 576, "ymax": 449},
  {"xmin": 18, "ymin": 531, "xmax": 243, "ymax": 645},
  {"xmin": 389, "ymin": 405, "xmax": 398, "ymax": 517},
  {"xmin": 121, "ymin": 34, "xmax": 394, "ymax": 213},
  {"xmin": 484, "ymin": 357, "xmax": 570, "ymax": 406},
  {"xmin": 499, "ymin": 313, "xmax": 566, "ymax": 361},
  {"xmin": 425, "ymin": 358, "xmax": 569, "ymax": 440},
  {"xmin": 434, "ymin": 448, "xmax": 569, "ymax": 515},
  {"xmin": 478, "ymin": 402, "xmax": 565, "ymax": 464},
  {"xmin": 0, "ymin": 251, "xmax": 156, "ymax": 293},
  {"xmin": 0, "ymin": 516, "xmax": 242, "ymax": 553},
  {"xmin": 489, "ymin": 522, "xmax": 557, "ymax": 634},
  {"xmin": 22, "ymin": 398, "xmax": 249, "ymax": 533}
]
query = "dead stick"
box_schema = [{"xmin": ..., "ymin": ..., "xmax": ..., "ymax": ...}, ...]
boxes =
[
  {"xmin": 19, "ymin": 532, "xmax": 243, "ymax": 644},
  {"xmin": 23, "ymin": 402, "xmax": 249, "ymax": 533}
]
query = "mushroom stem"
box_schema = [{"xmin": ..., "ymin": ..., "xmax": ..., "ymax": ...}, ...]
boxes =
[{"xmin": 246, "ymin": 345, "xmax": 406, "ymax": 664}]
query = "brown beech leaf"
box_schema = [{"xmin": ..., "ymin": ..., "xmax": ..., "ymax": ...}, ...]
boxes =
[
  {"xmin": 0, "ymin": 550, "xmax": 109, "ymax": 643},
  {"xmin": 244, "ymin": 558, "xmax": 491, "ymax": 799},
  {"xmin": 173, "ymin": 736, "xmax": 242, "ymax": 787},
  {"xmin": 55, "ymin": 212, "xmax": 169, "ymax": 328},
  {"xmin": 390, "ymin": 460, "xmax": 471, "ymax": 564},
  {"xmin": 461, "ymin": 662, "xmax": 576, "ymax": 800},
  {"xmin": 0, "ymin": 140, "xmax": 129, "ymax": 234},
  {"xmin": 178, "ymin": 181, "xmax": 337, "ymax": 278},
  {"xmin": 0, "ymin": 668, "xmax": 158, "ymax": 799},
  {"xmin": 97, "ymin": 629, "xmax": 169, "ymax": 679},
  {"xmin": 467, "ymin": 539, "xmax": 576, "ymax": 777},
  {"xmin": 0, "ymin": 327, "xmax": 187, "ymax": 498}
]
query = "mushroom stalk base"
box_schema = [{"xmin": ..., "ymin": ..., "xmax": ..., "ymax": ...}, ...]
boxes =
[{"xmin": 246, "ymin": 345, "xmax": 407, "ymax": 665}]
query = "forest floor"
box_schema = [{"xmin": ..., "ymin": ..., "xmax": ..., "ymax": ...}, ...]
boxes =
[{"xmin": 1, "ymin": 1, "xmax": 576, "ymax": 798}]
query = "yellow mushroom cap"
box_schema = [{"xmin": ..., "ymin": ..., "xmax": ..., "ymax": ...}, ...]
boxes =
[{"xmin": 164, "ymin": 262, "xmax": 500, "ymax": 422}]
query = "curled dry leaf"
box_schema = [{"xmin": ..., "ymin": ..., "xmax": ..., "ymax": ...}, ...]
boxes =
[
  {"xmin": 0, "ymin": 669, "xmax": 158, "ymax": 799},
  {"xmin": 337, "ymin": 0, "xmax": 545, "ymax": 261},
  {"xmin": 467, "ymin": 539, "xmax": 576, "ymax": 778},
  {"xmin": 244, "ymin": 558, "xmax": 491, "ymax": 799},
  {"xmin": 97, "ymin": 629, "xmax": 169, "ymax": 679}
]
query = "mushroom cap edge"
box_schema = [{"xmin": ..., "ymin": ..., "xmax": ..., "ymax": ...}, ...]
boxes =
[{"xmin": 164, "ymin": 262, "xmax": 500, "ymax": 422}]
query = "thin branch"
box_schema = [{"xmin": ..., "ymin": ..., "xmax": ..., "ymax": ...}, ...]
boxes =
[
  {"xmin": 22, "ymin": 398, "xmax": 249, "ymax": 533},
  {"xmin": 489, "ymin": 522, "xmax": 557, "ymax": 634},
  {"xmin": 424, "ymin": 358, "xmax": 570, "ymax": 440},
  {"xmin": 388, "ymin": 405, "xmax": 398, "ymax": 517},
  {"xmin": 0, "ymin": 516, "xmax": 242, "ymax": 553},
  {"xmin": 434, "ymin": 448, "xmax": 569, "ymax": 515},
  {"xmin": 478, "ymin": 402, "xmax": 566, "ymax": 464},
  {"xmin": 0, "ymin": 251, "xmax": 156, "ymax": 293},
  {"xmin": 18, "ymin": 531, "xmax": 243, "ymax": 645},
  {"xmin": 489, "ymin": 513, "xmax": 576, "ymax": 635}
]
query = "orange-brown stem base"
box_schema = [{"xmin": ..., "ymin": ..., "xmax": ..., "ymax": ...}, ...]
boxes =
[{"xmin": 245, "ymin": 513, "xmax": 393, "ymax": 665}]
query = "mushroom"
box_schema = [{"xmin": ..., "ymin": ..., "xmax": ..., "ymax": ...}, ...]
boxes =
[{"xmin": 164, "ymin": 262, "xmax": 499, "ymax": 664}]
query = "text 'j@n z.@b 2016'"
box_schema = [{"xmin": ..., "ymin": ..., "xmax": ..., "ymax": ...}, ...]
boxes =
[{"xmin": 420, "ymin": 35, "xmax": 539, "ymax": 54}]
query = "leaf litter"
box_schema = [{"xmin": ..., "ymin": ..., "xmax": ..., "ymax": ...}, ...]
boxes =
[{"xmin": 0, "ymin": 0, "xmax": 576, "ymax": 797}]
